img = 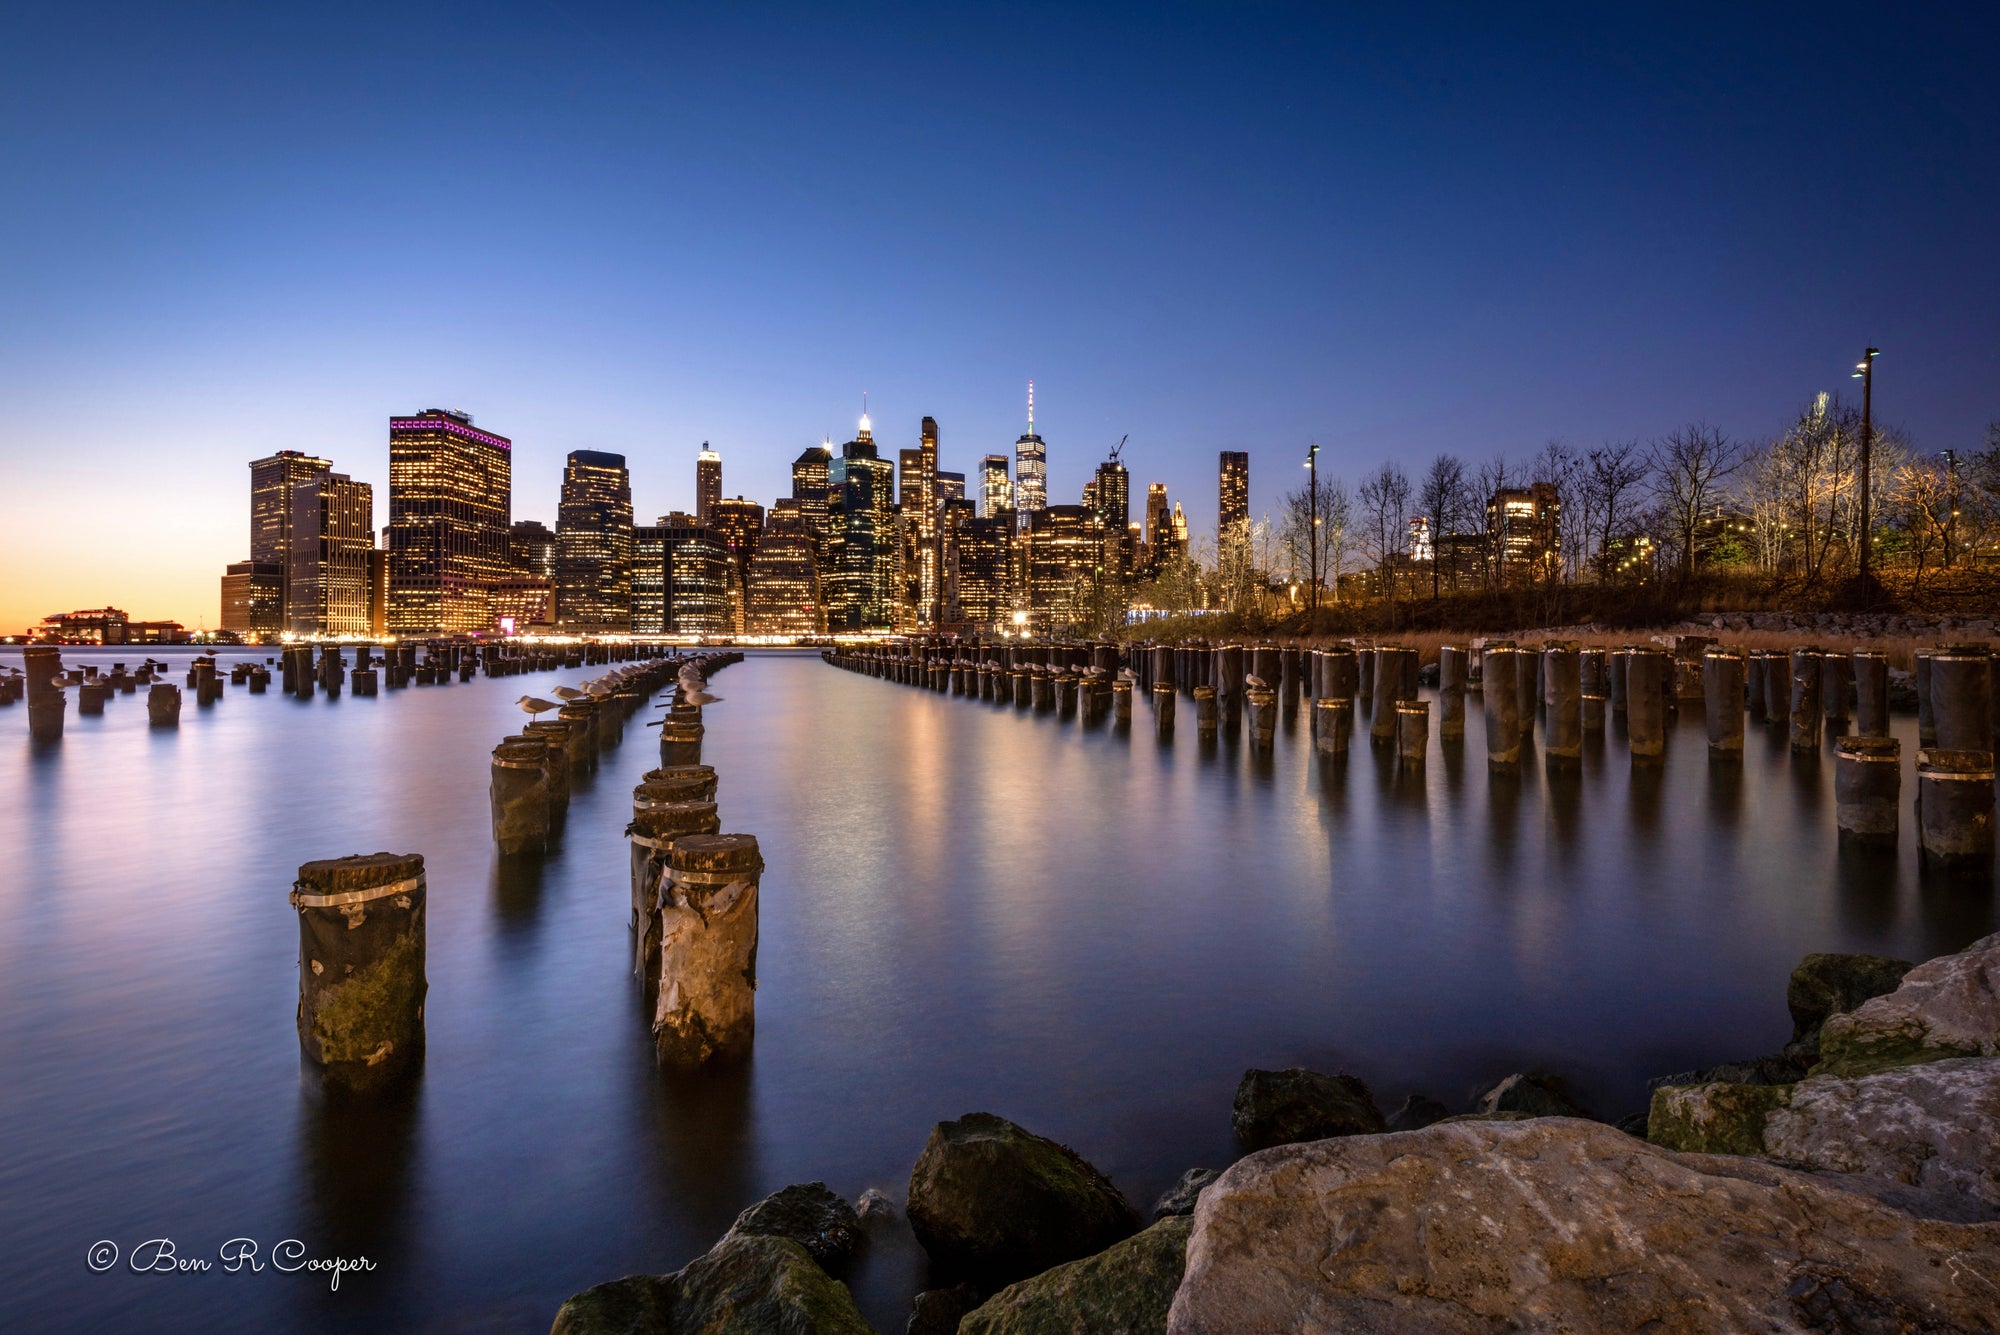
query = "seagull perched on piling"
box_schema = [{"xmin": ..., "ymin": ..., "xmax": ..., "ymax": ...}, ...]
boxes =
[
  {"xmin": 550, "ymin": 684, "xmax": 588, "ymax": 701},
  {"xmin": 676, "ymin": 663, "xmax": 723, "ymax": 706},
  {"xmin": 1245, "ymin": 674, "xmax": 1271, "ymax": 690},
  {"xmin": 517, "ymin": 696, "xmax": 562, "ymax": 715},
  {"xmin": 1117, "ymin": 667, "xmax": 1138, "ymax": 682}
]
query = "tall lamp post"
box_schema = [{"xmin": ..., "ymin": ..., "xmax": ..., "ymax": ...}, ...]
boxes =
[
  {"xmin": 1304, "ymin": 442, "xmax": 1320, "ymax": 622},
  {"xmin": 1853, "ymin": 346, "xmax": 1879, "ymax": 588}
]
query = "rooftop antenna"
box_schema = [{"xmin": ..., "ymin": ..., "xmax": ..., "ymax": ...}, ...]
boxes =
[{"xmin": 1027, "ymin": 379, "xmax": 1035, "ymax": 435}]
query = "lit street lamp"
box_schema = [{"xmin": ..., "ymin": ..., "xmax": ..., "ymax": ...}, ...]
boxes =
[
  {"xmin": 1304, "ymin": 443, "xmax": 1320, "ymax": 621},
  {"xmin": 1853, "ymin": 347, "xmax": 1880, "ymax": 588}
]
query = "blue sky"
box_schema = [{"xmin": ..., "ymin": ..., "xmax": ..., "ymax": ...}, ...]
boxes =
[{"xmin": 2, "ymin": 1, "xmax": 1996, "ymax": 627}]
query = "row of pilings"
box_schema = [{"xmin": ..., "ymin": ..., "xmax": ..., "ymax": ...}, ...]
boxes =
[
  {"xmin": 284, "ymin": 648, "xmax": 726, "ymax": 1092},
  {"xmin": 8, "ymin": 639, "xmax": 681, "ymax": 742},
  {"xmin": 822, "ymin": 634, "xmax": 2000, "ymax": 870}
]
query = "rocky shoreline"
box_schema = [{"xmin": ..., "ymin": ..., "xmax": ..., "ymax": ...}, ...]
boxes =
[{"xmin": 552, "ymin": 933, "xmax": 2000, "ymax": 1333}]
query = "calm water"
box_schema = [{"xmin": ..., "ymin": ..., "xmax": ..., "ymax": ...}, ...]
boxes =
[{"xmin": 1, "ymin": 647, "xmax": 1993, "ymax": 1332}]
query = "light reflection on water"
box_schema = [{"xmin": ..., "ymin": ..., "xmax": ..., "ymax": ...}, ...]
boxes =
[{"xmin": 0, "ymin": 647, "xmax": 1992, "ymax": 1331}]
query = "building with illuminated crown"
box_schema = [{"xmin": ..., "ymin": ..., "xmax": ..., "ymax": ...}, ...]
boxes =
[
  {"xmin": 1014, "ymin": 382, "xmax": 1047, "ymax": 518},
  {"xmin": 827, "ymin": 413, "xmax": 897, "ymax": 631},
  {"xmin": 386, "ymin": 409, "xmax": 513, "ymax": 634},
  {"xmin": 555, "ymin": 450, "xmax": 633, "ymax": 633}
]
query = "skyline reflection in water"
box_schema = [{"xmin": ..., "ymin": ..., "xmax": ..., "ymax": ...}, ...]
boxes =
[{"xmin": 0, "ymin": 647, "xmax": 1991, "ymax": 1331}]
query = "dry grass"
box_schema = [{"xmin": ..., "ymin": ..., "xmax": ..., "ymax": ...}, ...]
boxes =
[{"xmin": 1274, "ymin": 628, "xmax": 1995, "ymax": 671}]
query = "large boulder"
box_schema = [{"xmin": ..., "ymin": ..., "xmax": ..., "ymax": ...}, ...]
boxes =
[
  {"xmin": 1644, "ymin": 1055, "xmax": 1805, "ymax": 1092},
  {"xmin": 1817, "ymin": 932, "xmax": 2000, "ymax": 1076},
  {"xmin": 959, "ymin": 1214, "xmax": 1191, "ymax": 1335},
  {"xmin": 1385, "ymin": 1093, "xmax": 1449, "ymax": 1131},
  {"xmin": 1474, "ymin": 1070, "xmax": 1591, "ymax": 1119},
  {"xmin": 550, "ymin": 1234, "xmax": 872, "ymax": 1335},
  {"xmin": 1231, "ymin": 1067, "xmax": 1385, "ymax": 1151},
  {"xmin": 1167, "ymin": 1119, "xmax": 2000, "ymax": 1334},
  {"xmin": 724, "ymin": 1182, "xmax": 861, "ymax": 1271},
  {"xmin": 906, "ymin": 1283, "xmax": 979, "ymax": 1335},
  {"xmin": 1652, "ymin": 1058, "xmax": 2000, "ymax": 1221},
  {"xmin": 906, "ymin": 1112, "xmax": 1139, "ymax": 1288}
]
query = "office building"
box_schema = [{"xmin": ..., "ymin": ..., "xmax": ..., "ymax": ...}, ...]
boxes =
[
  {"xmin": 1014, "ymin": 381, "xmax": 1046, "ymax": 517},
  {"xmin": 979, "ymin": 454, "xmax": 1013, "ymax": 518},
  {"xmin": 952, "ymin": 507, "xmax": 1015, "ymax": 630},
  {"xmin": 509, "ymin": 520, "xmax": 556, "ymax": 580},
  {"xmin": 1091, "ymin": 456, "xmax": 1131, "ymax": 585},
  {"xmin": 1026, "ymin": 504, "xmax": 1100, "ymax": 632},
  {"xmin": 792, "ymin": 443, "xmax": 833, "ymax": 573},
  {"xmin": 695, "ymin": 444, "xmax": 722, "ymax": 524},
  {"xmin": 896, "ymin": 416, "xmax": 941, "ymax": 629},
  {"xmin": 386, "ymin": 408, "xmax": 513, "ymax": 635},
  {"xmin": 937, "ymin": 471, "xmax": 965, "ymax": 504},
  {"xmin": 1487, "ymin": 483, "xmax": 1562, "ymax": 585},
  {"xmin": 554, "ymin": 450, "xmax": 633, "ymax": 633},
  {"xmin": 827, "ymin": 413, "xmax": 896, "ymax": 631},
  {"xmin": 653, "ymin": 511, "xmax": 729, "ymax": 635},
  {"xmin": 710, "ymin": 496, "xmax": 767, "ymax": 633},
  {"xmin": 249, "ymin": 450, "xmax": 333, "ymax": 624},
  {"xmin": 288, "ymin": 472, "xmax": 375, "ymax": 635},
  {"xmin": 1218, "ymin": 450, "xmax": 1250, "ymax": 560},
  {"xmin": 745, "ymin": 508, "xmax": 822, "ymax": 636},
  {"xmin": 220, "ymin": 560, "xmax": 283, "ymax": 636}
]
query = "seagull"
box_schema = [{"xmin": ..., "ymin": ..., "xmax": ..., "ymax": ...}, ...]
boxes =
[
  {"xmin": 517, "ymin": 696, "xmax": 563, "ymax": 715},
  {"xmin": 550, "ymin": 684, "xmax": 587, "ymax": 700},
  {"xmin": 1117, "ymin": 667, "xmax": 1138, "ymax": 682},
  {"xmin": 680, "ymin": 686, "xmax": 724, "ymax": 706},
  {"xmin": 677, "ymin": 664, "xmax": 708, "ymax": 693},
  {"xmin": 1245, "ymin": 674, "xmax": 1272, "ymax": 690}
]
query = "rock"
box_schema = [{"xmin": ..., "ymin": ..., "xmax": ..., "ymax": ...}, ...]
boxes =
[
  {"xmin": 855, "ymin": 1188, "xmax": 896, "ymax": 1223},
  {"xmin": 1435, "ymin": 1110, "xmax": 1537, "ymax": 1124},
  {"xmin": 1150, "ymin": 1168, "xmax": 1220, "ymax": 1220},
  {"xmin": 960, "ymin": 1214, "xmax": 1191, "ymax": 1335},
  {"xmin": 1818, "ymin": 931, "xmax": 2000, "ymax": 1076},
  {"xmin": 1653, "ymin": 1058, "xmax": 2000, "ymax": 1222},
  {"xmin": 1474, "ymin": 1070, "xmax": 1591, "ymax": 1119},
  {"xmin": 725, "ymin": 1182, "xmax": 861, "ymax": 1271},
  {"xmin": 906, "ymin": 1283, "xmax": 979, "ymax": 1335},
  {"xmin": 1385, "ymin": 1093, "xmax": 1449, "ymax": 1131},
  {"xmin": 906, "ymin": 1112, "xmax": 1139, "ymax": 1288},
  {"xmin": 1231, "ymin": 1067, "xmax": 1386, "ymax": 1152},
  {"xmin": 1166, "ymin": 1119, "xmax": 2000, "ymax": 1334},
  {"xmin": 1613, "ymin": 1111, "xmax": 1650, "ymax": 1138},
  {"xmin": 1788, "ymin": 952, "xmax": 1914, "ymax": 1043},
  {"xmin": 1645, "ymin": 1054, "xmax": 1806, "ymax": 1092},
  {"xmin": 550, "ymin": 1234, "xmax": 872, "ymax": 1335}
]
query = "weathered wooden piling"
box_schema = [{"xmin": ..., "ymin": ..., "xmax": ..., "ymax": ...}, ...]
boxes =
[
  {"xmin": 1760, "ymin": 650, "xmax": 1788, "ymax": 723},
  {"xmin": 145, "ymin": 681, "xmax": 180, "ymax": 726},
  {"xmin": 490, "ymin": 738, "xmax": 553, "ymax": 856},
  {"xmin": 641, "ymin": 764, "xmax": 719, "ymax": 802},
  {"xmin": 1608, "ymin": 647, "xmax": 1629, "ymax": 714},
  {"xmin": 1216, "ymin": 645, "xmax": 1244, "ymax": 722},
  {"xmin": 1917, "ymin": 749, "xmax": 1996, "ymax": 865},
  {"xmin": 631, "ymin": 798, "xmax": 722, "ymax": 977},
  {"xmin": 558, "ymin": 700, "xmax": 599, "ymax": 764},
  {"xmin": 1153, "ymin": 682, "xmax": 1175, "ymax": 737},
  {"xmin": 1484, "ymin": 647, "xmax": 1522, "ymax": 768},
  {"xmin": 1626, "ymin": 649, "xmax": 1667, "ymax": 761},
  {"xmin": 1582, "ymin": 693, "xmax": 1606, "ymax": 732},
  {"xmin": 654, "ymin": 833, "xmax": 763, "ymax": 1067},
  {"xmin": 1246, "ymin": 685, "xmax": 1277, "ymax": 748},
  {"xmin": 1930, "ymin": 646, "xmax": 1992, "ymax": 752},
  {"xmin": 1370, "ymin": 647, "xmax": 1408, "ymax": 742},
  {"xmin": 658, "ymin": 718, "xmax": 704, "ymax": 767},
  {"xmin": 1112, "ymin": 676, "xmax": 1133, "ymax": 725},
  {"xmin": 521, "ymin": 723, "xmax": 574, "ymax": 816},
  {"xmin": 1915, "ymin": 650, "xmax": 1936, "ymax": 746},
  {"xmin": 1315, "ymin": 697, "xmax": 1351, "ymax": 754},
  {"xmin": 1356, "ymin": 647, "xmax": 1375, "ymax": 702},
  {"xmin": 1703, "ymin": 648, "xmax": 1746, "ymax": 755},
  {"xmin": 290, "ymin": 852, "xmax": 426, "ymax": 1081},
  {"xmin": 77, "ymin": 677, "xmax": 112, "ymax": 715},
  {"xmin": 1820, "ymin": 652, "xmax": 1852, "ymax": 724},
  {"xmin": 1396, "ymin": 700, "xmax": 1428, "ymax": 768},
  {"xmin": 1194, "ymin": 685, "xmax": 1217, "ymax": 733},
  {"xmin": 1324, "ymin": 648, "xmax": 1359, "ymax": 704},
  {"xmin": 1439, "ymin": 646, "xmax": 1468, "ymax": 740},
  {"xmin": 194, "ymin": 658, "xmax": 221, "ymax": 706},
  {"xmin": 1746, "ymin": 653, "xmax": 1768, "ymax": 720},
  {"xmin": 352, "ymin": 667, "xmax": 378, "ymax": 696},
  {"xmin": 1834, "ymin": 737, "xmax": 1900, "ymax": 848},
  {"xmin": 1789, "ymin": 648, "xmax": 1823, "ymax": 752},
  {"xmin": 1543, "ymin": 646, "xmax": 1581, "ymax": 768},
  {"xmin": 1853, "ymin": 650, "xmax": 1889, "ymax": 737},
  {"xmin": 1516, "ymin": 643, "xmax": 1540, "ymax": 734}
]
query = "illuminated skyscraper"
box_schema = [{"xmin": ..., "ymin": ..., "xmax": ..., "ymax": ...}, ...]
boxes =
[
  {"xmin": 1091, "ymin": 456, "xmax": 1131, "ymax": 586},
  {"xmin": 710, "ymin": 496, "xmax": 767, "ymax": 634},
  {"xmin": 792, "ymin": 443, "xmax": 833, "ymax": 573},
  {"xmin": 509, "ymin": 520, "xmax": 556, "ymax": 580},
  {"xmin": 220, "ymin": 561, "xmax": 283, "ymax": 636},
  {"xmin": 1486, "ymin": 483, "xmax": 1562, "ymax": 585},
  {"xmin": 979, "ymin": 454, "xmax": 1013, "ymax": 518},
  {"xmin": 745, "ymin": 506, "xmax": 823, "ymax": 636},
  {"xmin": 937, "ymin": 471, "xmax": 965, "ymax": 504},
  {"xmin": 288, "ymin": 472, "xmax": 375, "ymax": 635},
  {"xmin": 1027, "ymin": 504, "xmax": 1101, "ymax": 632},
  {"xmin": 1218, "ymin": 450, "xmax": 1250, "ymax": 560},
  {"xmin": 953, "ymin": 507, "xmax": 1015, "ymax": 631},
  {"xmin": 827, "ymin": 413, "xmax": 896, "ymax": 631},
  {"xmin": 896, "ymin": 415, "xmax": 941, "ymax": 629},
  {"xmin": 653, "ymin": 511, "xmax": 728, "ymax": 634},
  {"xmin": 1014, "ymin": 381, "xmax": 1046, "ymax": 518},
  {"xmin": 249, "ymin": 450, "xmax": 332, "ymax": 623},
  {"xmin": 387, "ymin": 409, "xmax": 513, "ymax": 634},
  {"xmin": 695, "ymin": 444, "xmax": 722, "ymax": 524},
  {"xmin": 555, "ymin": 450, "xmax": 633, "ymax": 633}
]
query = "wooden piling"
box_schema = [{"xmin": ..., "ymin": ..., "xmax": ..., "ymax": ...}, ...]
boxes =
[
  {"xmin": 290, "ymin": 852, "xmax": 426, "ymax": 1082},
  {"xmin": 654, "ymin": 834, "xmax": 763, "ymax": 1067}
]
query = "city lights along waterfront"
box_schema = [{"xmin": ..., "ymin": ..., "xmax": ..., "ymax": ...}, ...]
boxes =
[{"xmin": 1, "ymin": 638, "xmax": 1992, "ymax": 1330}]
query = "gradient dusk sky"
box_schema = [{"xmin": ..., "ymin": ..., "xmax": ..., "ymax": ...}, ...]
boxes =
[{"xmin": 2, "ymin": 2, "xmax": 1995, "ymax": 632}]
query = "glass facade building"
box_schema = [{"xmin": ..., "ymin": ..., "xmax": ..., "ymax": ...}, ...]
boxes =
[
  {"xmin": 555, "ymin": 450, "xmax": 633, "ymax": 633},
  {"xmin": 287, "ymin": 472, "xmax": 375, "ymax": 635},
  {"xmin": 386, "ymin": 409, "xmax": 513, "ymax": 635}
]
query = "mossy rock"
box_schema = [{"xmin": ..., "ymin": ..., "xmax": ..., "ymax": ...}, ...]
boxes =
[
  {"xmin": 549, "ymin": 1234, "xmax": 869, "ymax": 1335},
  {"xmin": 1647, "ymin": 1081, "xmax": 1795, "ymax": 1155},
  {"xmin": 1787, "ymin": 953, "xmax": 1914, "ymax": 1042},
  {"xmin": 959, "ymin": 1214, "xmax": 1192, "ymax": 1335}
]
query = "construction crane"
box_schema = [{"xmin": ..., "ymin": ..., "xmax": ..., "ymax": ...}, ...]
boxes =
[{"xmin": 1109, "ymin": 434, "xmax": 1127, "ymax": 464}]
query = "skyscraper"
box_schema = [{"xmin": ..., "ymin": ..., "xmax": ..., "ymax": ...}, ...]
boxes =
[
  {"xmin": 953, "ymin": 507, "xmax": 1015, "ymax": 631},
  {"xmin": 904, "ymin": 416, "xmax": 941, "ymax": 629},
  {"xmin": 827, "ymin": 412, "xmax": 896, "ymax": 631},
  {"xmin": 791, "ymin": 443, "xmax": 832, "ymax": 573},
  {"xmin": 555, "ymin": 450, "xmax": 633, "ymax": 632},
  {"xmin": 287, "ymin": 472, "xmax": 375, "ymax": 635},
  {"xmin": 249, "ymin": 450, "xmax": 332, "ymax": 623},
  {"xmin": 1218, "ymin": 450, "xmax": 1250, "ymax": 561},
  {"xmin": 1026, "ymin": 504, "xmax": 1100, "ymax": 632},
  {"xmin": 220, "ymin": 561, "xmax": 283, "ymax": 636},
  {"xmin": 979, "ymin": 454, "xmax": 1013, "ymax": 518},
  {"xmin": 387, "ymin": 409, "xmax": 513, "ymax": 634},
  {"xmin": 710, "ymin": 496, "xmax": 767, "ymax": 634},
  {"xmin": 937, "ymin": 471, "xmax": 965, "ymax": 503},
  {"xmin": 509, "ymin": 520, "xmax": 556, "ymax": 580},
  {"xmin": 1014, "ymin": 381, "xmax": 1046, "ymax": 518},
  {"xmin": 1091, "ymin": 456, "xmax": 1132, "ymax": 586},
  {"xmin": 695, "ymin": 444, "xmax": 722, "ymax": 524},
  {"xmin": 745, "ymin": 506, "xmax": 822, "ymax": 637},
  {"xmin": 655, "ymin": 511, "xmax": 729, "ymax": 634},
  {"xmin": 1143, "ymin": 482, "xmax": 1172, "ymax": 575}
]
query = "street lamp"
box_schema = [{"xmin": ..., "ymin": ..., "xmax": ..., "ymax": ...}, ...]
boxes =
[
  {"xmin": 1852, "ymin": 347, "xmax": 1879, "ymax": 588},
  {"xmin": 1304, "ymin": 443, "xmax": 1320, "ymax": 622}
]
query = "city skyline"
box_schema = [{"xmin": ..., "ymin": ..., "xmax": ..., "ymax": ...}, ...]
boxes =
[{"xmin": 4, "ymin": 5, "xmax": 1996, "ymax": 632}]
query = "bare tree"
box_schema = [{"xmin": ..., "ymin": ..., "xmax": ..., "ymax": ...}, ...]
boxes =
[
  {"xmin": 1418, "ymin": 453, "xmax": 1467, "ymax": 600},
  {"xmin": 1278, "ymin": 471, "xmax": 1352, "ymax": 602},
  {"xmin": 1648, "ymin": 424, "xmax": 1741, "ymax": 584},
  {"xmin": 1358, "ymin": 461, "xmax": 1412, "ymax": 601},
  {"xmin": 1532, "ymin": 439, "xmax": 1585, "ymax": 582},
  {"xmin": 1582, "ymin": 440, "xmax": 1649, "ymax": 580},
  {"xmin": 1471, "ymin": 455, "xmax": 1511, "ymax": 587}
]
